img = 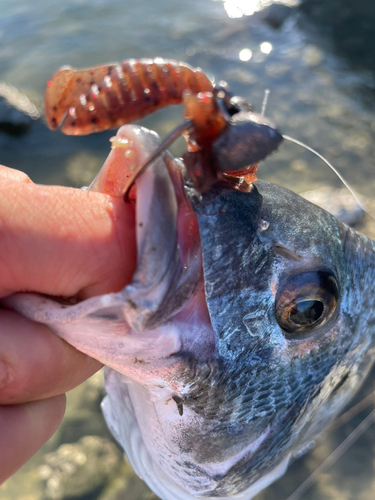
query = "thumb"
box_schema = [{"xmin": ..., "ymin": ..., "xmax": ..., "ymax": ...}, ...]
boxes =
[{"xmin": 0, "ymin": 168, "xmax": 136, "ymax": 299}]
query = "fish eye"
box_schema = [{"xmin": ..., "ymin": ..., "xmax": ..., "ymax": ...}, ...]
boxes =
[{"xmin": 275, "ymin": 271, "xmax": 339, "ymax": 338}]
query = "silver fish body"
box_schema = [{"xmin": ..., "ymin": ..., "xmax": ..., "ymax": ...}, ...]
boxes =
[{"xmin": 8, "ymin": 125, "xmax": 375, "ymax": 500}]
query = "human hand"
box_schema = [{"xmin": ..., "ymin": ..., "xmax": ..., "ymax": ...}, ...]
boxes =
[{"xmin": 0, "ymin": 165, "xmax": 136, "ymax": 483}]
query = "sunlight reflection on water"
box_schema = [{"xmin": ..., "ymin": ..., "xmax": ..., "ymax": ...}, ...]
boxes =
[{"xmin": 214, "ymin": 0, "xmax": 300, "ymax": 18}]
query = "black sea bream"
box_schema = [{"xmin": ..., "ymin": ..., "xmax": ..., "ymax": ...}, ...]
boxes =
[{"xmin": 9, "ymin": 123, "xmax": 375, "ymax": 500}]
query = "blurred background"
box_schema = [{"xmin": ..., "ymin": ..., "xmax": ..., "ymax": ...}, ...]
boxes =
[{"xmin": 0, "ymin": 0, "xmax": 375, "ymax": 499}]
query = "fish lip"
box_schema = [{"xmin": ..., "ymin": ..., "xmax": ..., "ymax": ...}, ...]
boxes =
[
  {"xmin": 112, "ymin": 124, "xmax": 213, "ymax": 338},
  {"xmin": 128, "ymin": 124, "xmax": 201, "ymax": 270}
]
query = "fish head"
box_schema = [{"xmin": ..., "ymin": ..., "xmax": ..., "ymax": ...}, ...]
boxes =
[
  {"xmin": 9, "ymin": 125, "xmax": 375, "ymax": 500},
  {"xmin": 135, "ymin": 174, "xmax": 374, "ymax": 499}
]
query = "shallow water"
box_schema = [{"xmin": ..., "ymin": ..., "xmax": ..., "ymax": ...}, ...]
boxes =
[{"xmin": 1, "ymin": 0, "xmax": 375, "ymax": 499}]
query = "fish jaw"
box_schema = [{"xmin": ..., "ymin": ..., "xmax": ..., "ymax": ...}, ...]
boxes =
[
  {"xmin": 6, "ymin": 125, "xmax": 213, "ymax": 376},
  {"xmin": 102, "ymin": 367, "xmax": 291, "ymax": 500}
]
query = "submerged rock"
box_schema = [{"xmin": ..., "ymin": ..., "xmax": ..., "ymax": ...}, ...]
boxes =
[
  {"xmin": 39, "ymin": 436, "xmax": 121, "ymax": 499},
  {"xmin": 259, "ymin": 3, "xmax": 295, "ymax": 29}
]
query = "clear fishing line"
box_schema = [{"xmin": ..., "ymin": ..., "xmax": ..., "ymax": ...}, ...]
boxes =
[
  {"xmin": 285, "ymin": 407, "xmax": 375, "ymax": 500},
  {"xmin": 282, "ymin": 134, "xmax": 373, "ymax": 220}
]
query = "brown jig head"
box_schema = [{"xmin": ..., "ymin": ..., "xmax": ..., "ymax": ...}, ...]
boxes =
[{"xmin": 45, "ymin": 57, "xmax": 283, "ymax": 196}]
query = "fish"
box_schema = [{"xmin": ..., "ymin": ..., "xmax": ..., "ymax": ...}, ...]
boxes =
[
  {"xmin": 7, "ymin": 122, "xmax": 375, "ymax": 500},
  {"xmin": 7, "ymin": 59, "xmax": 375, "ymax": 499}
]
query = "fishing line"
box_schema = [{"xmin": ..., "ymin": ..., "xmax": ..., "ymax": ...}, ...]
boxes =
[
  {"xmin": 282, "ymin": 134, "xmax": 374, "ymax": 221},
  {"xmin": 325, "ymin": 390, "xmax": 375, "ymax": 433},
  {"xmin": 285, "ymin": 406, "xmax": 375, "ymax": 500}
]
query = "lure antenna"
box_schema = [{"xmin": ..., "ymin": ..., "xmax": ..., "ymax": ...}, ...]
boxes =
[
  {"xmin": 123, "ymin": 120, "xmax": 192, "ymax": 201},
  {"xmin": 261, "ymin": 89, "xmax": 270, "ymax": 116},
  {"xmin": 282, "ymin": 134, "xmax": 372, "ymax": 219}
]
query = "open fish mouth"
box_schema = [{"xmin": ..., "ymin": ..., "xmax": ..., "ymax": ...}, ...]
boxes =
[
  {"xmin": 113, "ymin": 125, "xmax": 206, "ymax": 333},
  {"xmin": 5, "ymin": 124, "xmax": 213, "ymax": 371}
]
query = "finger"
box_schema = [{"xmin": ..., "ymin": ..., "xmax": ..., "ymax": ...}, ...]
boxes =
[
  {"xmin": 0, "ymin": 165, "xmax": 32, "ymax": 183},
  {"xmin": 0, "ymin": 310, "xmax": 101, "ymax": 404},
  {"xmin": 0, "ymin": 176, "xmax": 136, "ymax": 299},
  {"xmin": 0, "ymin": 394, "xmax": 66, "ymax": 484}
]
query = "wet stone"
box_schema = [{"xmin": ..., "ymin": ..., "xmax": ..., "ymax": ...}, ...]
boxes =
[
  {"xmin": 39, "ymin": 436, "xmax": 121, "ymax": 500},
  {"xmin": 226, "ymin": 68, "xmax": 257, "ymax": 86},
  {"xmin": 302, "ymin": 45, "xmax": 324, "ymax": 67},
  {"xmin": 99, "ymin": 459, "xmax": 159, "ymax": 500},
  {"xmin": 259, "ymin": 3, "xmax": 294, "ymax": 29},
  {"xmin": 57, "ymin": 370, "xmax": 112, "ymax": 444},
  {"xmin": 291, "ymin": 159, "xmax": 308, "ymax": 173}
]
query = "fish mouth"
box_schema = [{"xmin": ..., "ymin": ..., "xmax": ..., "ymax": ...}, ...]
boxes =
[
  {"xmin": 97, "ymin": 124, "xmax": 207, "ymax": 335},
  {"xmin": 5, "ymin": 124, "xmax": 211, "ymax": 365}
]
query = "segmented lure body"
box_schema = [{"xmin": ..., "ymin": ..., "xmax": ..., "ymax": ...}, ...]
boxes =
[
  {"xmin": 45, "ymin": 57, "xmax": 283, "ymax": 195},
  {"xmin": 45, "ymin": 58, "xmax": 213, "ymax": 135}
]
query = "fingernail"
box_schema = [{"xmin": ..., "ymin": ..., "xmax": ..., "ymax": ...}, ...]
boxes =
[{"xmin": 0, "ymin": 360, "xmax": 11, "ymax": 390}]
